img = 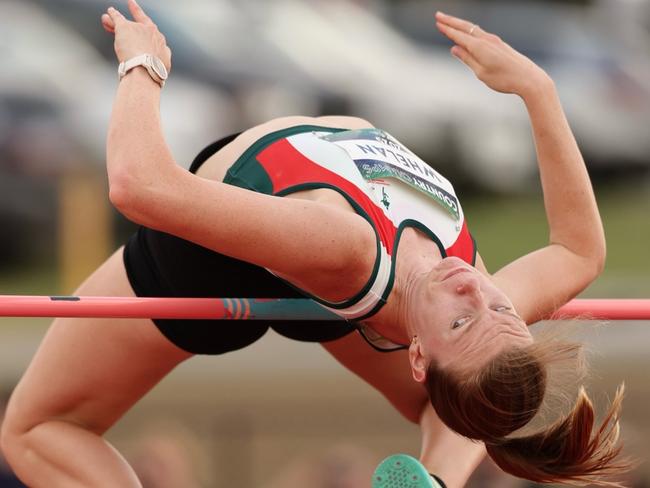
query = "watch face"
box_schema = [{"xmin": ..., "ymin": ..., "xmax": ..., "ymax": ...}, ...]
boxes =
[{"xmin": 151, "ymin": 57, "xmax": 168, "ymax": 79}]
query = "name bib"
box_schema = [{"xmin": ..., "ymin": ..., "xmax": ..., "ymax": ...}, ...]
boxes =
[{"xmin": 322, "ymin": 129, "xmax": 460, "ymax": 221}]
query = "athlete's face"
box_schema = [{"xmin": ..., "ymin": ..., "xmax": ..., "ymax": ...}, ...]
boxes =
[{"xmin": 407, "ymin": 257, "xmax": 533, "ymax": 382}]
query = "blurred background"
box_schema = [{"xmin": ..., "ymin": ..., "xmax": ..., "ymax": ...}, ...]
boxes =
[{"xmin": 0, "ymin": 0, "xmax": 649, "ymax": 486}]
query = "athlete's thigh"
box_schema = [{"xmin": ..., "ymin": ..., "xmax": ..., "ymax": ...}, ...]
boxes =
[{"xmin": 7, "ymin": 246, "xmax": 192, "ymax": 435}]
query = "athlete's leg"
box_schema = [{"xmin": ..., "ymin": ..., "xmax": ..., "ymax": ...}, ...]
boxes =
[
  {"xmin": 0, "ymin": 247, "xmax": 193, "ymax": 488},
  {"xmin": 323, "ymin": 334, "xmax": 485, "ymax": 488}
]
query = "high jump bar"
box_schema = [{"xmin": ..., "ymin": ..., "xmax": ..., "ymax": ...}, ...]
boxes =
[{"xmin": 0, "ymin": 296, "xmax": 648, "ymax": 321}]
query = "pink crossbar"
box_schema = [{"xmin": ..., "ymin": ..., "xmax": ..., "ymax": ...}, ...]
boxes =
[{"xmin": 0, "ymin": 296, "xmax": 648, "ymax": 321}]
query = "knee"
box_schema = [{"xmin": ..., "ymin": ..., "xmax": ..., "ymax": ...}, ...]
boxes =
[
  {"xmin": 1, "ymin": 399, "xmax": 32, "ymax": 464},
  {"xmin": 0, "ymin": 420, "xmax": 16, "ymax": 464},
  {"xmin": 1, "ymin": 419, "xmax": 19, "ymax": 467}
]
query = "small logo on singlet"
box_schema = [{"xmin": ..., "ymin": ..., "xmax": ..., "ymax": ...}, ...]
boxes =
[{"xmin": 381, "ymin": 187, "xmax": 390, "ymax": 210}]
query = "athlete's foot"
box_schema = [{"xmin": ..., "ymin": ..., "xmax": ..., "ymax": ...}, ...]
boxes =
[{"xmin": 372, "ymin": 454, "xmax": 447, "ymax": 488}]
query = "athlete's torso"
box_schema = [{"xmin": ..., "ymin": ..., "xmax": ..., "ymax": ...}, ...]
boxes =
[
  {"xmin": 197, "ymin": 116, "xmax": 472, "ymax": 255},
  {"xmin": 193, "ymin": 116, "xmax": 477, "ymax": 348}
]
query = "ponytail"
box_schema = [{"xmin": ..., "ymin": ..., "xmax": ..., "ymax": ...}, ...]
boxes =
[
  {"xmin": 487, "ymin": 385, "xmax": 631, "ymax": 486},
  {"xmin": 426, "ymin": 338, "xmax": 632, "ymax": 486}
]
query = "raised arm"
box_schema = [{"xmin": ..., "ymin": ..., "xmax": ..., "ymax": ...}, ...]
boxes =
[
  {"xmin": 102, "ymin": 2, "xmax": 375, "ymax": 301},
  {"xmin": 436, "ymin": 12, "xmax": 605, "ymax": 323}
]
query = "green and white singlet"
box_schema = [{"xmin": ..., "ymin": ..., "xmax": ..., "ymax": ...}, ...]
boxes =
[{"xmin": 224, "ymin": 125, "xmax": 477, "ymax": 323}]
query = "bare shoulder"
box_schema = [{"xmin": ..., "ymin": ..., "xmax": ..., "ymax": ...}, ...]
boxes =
[
  {"xmin": 238, "ymin": 115, "xmax": 374, "ymax": 146},
  {"xmin": 313, "ymin": 115, "xmax": 375, "ymax": 129},
  {"xmin": 197, "ymin": 115, "xmax": 374, "ymax": 181}
]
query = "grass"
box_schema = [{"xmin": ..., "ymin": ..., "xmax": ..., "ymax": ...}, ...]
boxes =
[
  {"xmin": 0, "ymin": 261, "xmax": 59, "ymax": 295},
  {"xmin": 463, "ymin": 182, "xmax": 650, "ymax": 297}
]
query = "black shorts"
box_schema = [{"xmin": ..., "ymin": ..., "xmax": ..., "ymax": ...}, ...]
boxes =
[{"xmin": 122, "ymin": 133, "xmax": 355, "ymax": 355}]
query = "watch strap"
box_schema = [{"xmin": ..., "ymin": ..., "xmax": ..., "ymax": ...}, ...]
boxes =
[
  {"xmin": 118, "ymin": 54, "xmax": 165, "ymax": 87},
  {"xmin": 119, "ymin": 54, "xmax": 149, "ymax": 78}
]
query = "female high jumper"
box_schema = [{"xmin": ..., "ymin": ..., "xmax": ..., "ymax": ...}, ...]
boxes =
[{"xmin": 0, "ymin": 1, "xmax": 628, "ymax": 487}]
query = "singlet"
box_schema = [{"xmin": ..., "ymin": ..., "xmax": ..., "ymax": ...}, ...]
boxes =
[{"xmin": 223, "ymin": 125, "xmax": 477, "ymax": 325}]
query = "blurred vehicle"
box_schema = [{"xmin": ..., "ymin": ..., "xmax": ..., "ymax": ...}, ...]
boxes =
[
  {"xmin": 392, "ymin": 0, "xmax": 650, "ymax": 174},
  {"xmin": 2, "ymin": 0, "xmax": 237, "ymax": 168},
  {"xmin": 0, "ymin": 0, "xmax": 237, "ymax": 264},
  {"xmin": 28, "ymin": 0, "xmax": 332, "ymax": 124},
  {"xmin": 28, "ymin": 0, "xmax": 536, "ymax": 189},
  {"xmin": 253, "ymin": 0, "xmax": 536, "ymax": 190},
  {"xmin": 19, "ymin": 0, "xmax": 552, "ymax": 190},
  {"xmin": 10, "ymin": 0, "xmax": 650, "ymax": 194},
  {"xmin": 155, "ymin": 0, "xmax": 537, "ymax": 190}
]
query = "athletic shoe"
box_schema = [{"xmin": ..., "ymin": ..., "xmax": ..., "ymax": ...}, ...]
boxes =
[{"xmin": 372, "ymin": 453, "xmax": 445, "ymax": 488}]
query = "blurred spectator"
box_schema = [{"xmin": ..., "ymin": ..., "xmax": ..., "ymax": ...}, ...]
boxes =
[
  {"xmin": 0, "ymin": 387, "xmax": 26, "ymax": 488},
  {"xmin": 633, "ymin": 476, "xmax": 650, "ymax": 488},
  {"xmin": 262, "ymin": 444, "xmax": 376, "ymax": 488},
  {"xmin": 124, "ymin": 418, "xmax": 212, "ymax": 488}
]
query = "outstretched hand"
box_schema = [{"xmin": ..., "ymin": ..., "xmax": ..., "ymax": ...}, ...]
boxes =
[
  {"xmin": 435, "ymin": 11, "xmax": 550, "ymax": 98},
  {"xmin": 101, "ymin": 0, "xmax": 171, "ymax": 73}
]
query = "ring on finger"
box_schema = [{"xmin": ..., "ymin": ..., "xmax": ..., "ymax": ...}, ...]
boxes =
[{"xmin": 469, "ymin": 24, "xmax": 478, "ymax": 35}]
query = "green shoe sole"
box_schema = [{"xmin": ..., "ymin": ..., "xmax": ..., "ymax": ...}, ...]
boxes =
[{"xmin": 372, "ymin": 454, "xmax": 442, "ymax": 488}]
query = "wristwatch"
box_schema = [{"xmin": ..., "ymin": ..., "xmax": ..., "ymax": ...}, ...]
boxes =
[{"xmin": 118, "ymin": 54, "xmax": 168, "ymax": 87}]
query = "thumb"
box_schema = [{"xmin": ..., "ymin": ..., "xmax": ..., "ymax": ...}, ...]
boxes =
[
  {"xmin": 106, "ymin": 6, "xmax": 127, "ymax": 27},
  {"xmin": 101, "ymin": 13, "xmax": 115, "ymax": 34}
]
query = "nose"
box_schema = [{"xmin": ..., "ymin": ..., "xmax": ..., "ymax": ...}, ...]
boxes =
[{"xmin": 455, "ymin": 274, "xmax": 482, "ymax": 298}]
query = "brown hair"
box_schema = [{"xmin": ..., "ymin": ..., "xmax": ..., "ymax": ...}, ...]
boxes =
[{"xmin": 425, "ymin": 338, "xmax": 632, "ymax": 486}]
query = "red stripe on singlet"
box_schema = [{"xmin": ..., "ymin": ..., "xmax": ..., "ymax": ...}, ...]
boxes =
[
  {"xmin": 445, "ymin": 219, "xmax": 475, "ymax": 264},
  {"xmin": 256, "ymin": 138, "xmax": 398, "ymax": 254}
]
